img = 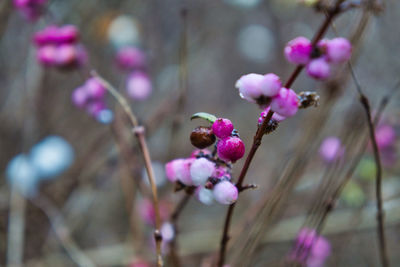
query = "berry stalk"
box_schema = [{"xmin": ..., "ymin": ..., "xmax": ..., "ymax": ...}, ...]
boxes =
[{"xmin": 216, "ymin": 1, "xmax": 346, "ymax": 266}]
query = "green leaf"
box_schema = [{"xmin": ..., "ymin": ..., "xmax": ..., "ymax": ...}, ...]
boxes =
[{"xmin": 190, "ymin": 112, "xmax": 217, "ymax": 123}]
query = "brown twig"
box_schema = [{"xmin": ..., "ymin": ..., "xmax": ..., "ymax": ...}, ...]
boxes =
[
  {"xmin": 92, "ymin": 71, "xmax": 164, "ymax": 267},
  {"xmin": 347, "ymin": 63, "xmax": 389, "ymax": 267},
  {"xmin": 216, "ymin": 1, "xmax": 345, "ymax": 266},
  {"xmin": 168, "ymin": 192, "xmax": 192, "ymax": 267}
]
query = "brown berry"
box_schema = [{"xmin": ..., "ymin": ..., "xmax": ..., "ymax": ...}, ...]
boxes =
[{"xmin": 190, "ymin": 126, "xmax": 216, "ymax": 149}]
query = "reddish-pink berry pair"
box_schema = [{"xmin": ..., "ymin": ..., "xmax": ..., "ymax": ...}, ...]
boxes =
[{"xmin": 33, "ymin": 25, "xmax": 88, "ymax": 69}]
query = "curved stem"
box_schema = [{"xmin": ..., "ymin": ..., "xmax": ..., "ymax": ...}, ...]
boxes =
[
  {"xmin": 92, "ymin": 71, "xmax": 164, "ymax": 267},
  {"xmin": 216, "ymin": 1, "xmax": 345, "ymax": 266}
]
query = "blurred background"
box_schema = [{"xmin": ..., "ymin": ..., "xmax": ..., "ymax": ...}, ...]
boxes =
[{"xmin": 1, "ymin": 0, "xmax": 400, "ymax": 266}]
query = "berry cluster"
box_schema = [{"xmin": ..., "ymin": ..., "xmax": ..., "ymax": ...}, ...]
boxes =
[
  {"xmin": 13, "ymin": 0, "xmax": 47, "ymax": 21},
  {"xmin": 236, "ymin": 73, "xmax": 300, "ymax": 119},
  {"xmin": 115, "ymin": 46, "xmax": 152, "ymax": 101},
  {"xmin": 33, "ymin": 25, "xmax": 88, "ymax": 69},
  {"xmin": 289, "ymin": 228, "xmax": 331, "ymax": 267},
  {"xmin": 165, "ymin": 117, "xmax": 245, "ymax": 205},
  {"xmin": 285, "ymin": 36, "xmax": 352, "ymax": 80},
  {"xmin": 71, "ymin": 77, "xmax": 114, "ymax": 124}
]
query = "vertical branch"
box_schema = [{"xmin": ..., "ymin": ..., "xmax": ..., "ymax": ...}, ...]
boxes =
[
  {"xmin": 348, "ymin": 64, "xmax": 389, "ymax": 267},
  {"xmin": 92, "ymin": 71, "xmax": 164, "ymax": 267},
  {"xmin": 216, "ymin": 1, "xmax": 345, "ymax": 266},
  {"xmin": 6, "ymin": 188, "xmax": 26, "ymax": 267}
]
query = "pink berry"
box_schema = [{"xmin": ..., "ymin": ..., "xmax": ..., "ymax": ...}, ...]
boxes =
[
  {"xmin": 284, "ymin": 37, "xmax": 312, "ymax": 65},
  {"xmin": 259, "ymin": 73, "xmax": 282, "ymax": 97},
  {"xmin": 55, "ymin": 25, "xmax": 79, "ymax": 44},
  {"xmin": 85, "ymin": 77, "xmax": 106, "ymax": 99},
  {"xmin": 217, "ymin": 136, "xmax": 245, "ymax": 162},
  {"xmin": 190, "ymin": 158, "xmax": 215, "ymax": 186},
  {"xmin": 55, "ymin": 44, "xmax": 78, "ymax": 66},
  {"xmin": 36, "ymin": 45, "xmax": 57, "ymax": 66},
  {"xmin": 375, "ymin": 124, "xmax": 396, "ymax": 150},
  {"xmin": 173, "ymin": 158, "xmax": 195, "ymax": 186},
  {"xmin": 258, "ymin": 106, "xmax": 286, "ymax": 124},
  {"xmin": 33, "ymin": 25, "xmax": 59, "ymax": 46},
  {"xmin": 319, "ymin": 136, "xmax": 344, "ymax": 163},
  {"xmin": 71, "ymin": 86, "xmax": 89, "ymax": 108},
  {"xmin": 213, "ymin": 181, "xmax": 238, "ymax": 205},
  {"xmin": 116, "ymin": 46, "xmax": 146, "ymax": 70},
  {"xmin": 86, "ymin": 100, "xmax": 106, "ymax": 117},
  {"xmin": 270, "ymin": 87, "xmax": 299, "ymax": 117},
  {"xmin": 235, "ymin": 73, "xmax": 264, "ymax": 102},
  {"xmin": 212, "ymin": 118, "xmax": 234, "ymax": 139},
  {"xmin": 325, "ymin": 37, "xmax": 352, "ymax": 63},
  {"xmin": 306, "ymin": 57, "xmax": 331, "ymax": 80},
  {"xmin": 126, "ymin": 72, "xmax": 152, "ymax": 101},
  {"xmin": 195, "ymin": 187, "xmax": 214, "ymax": 205}
]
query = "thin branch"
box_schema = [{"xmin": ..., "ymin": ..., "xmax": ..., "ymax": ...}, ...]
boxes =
[
  {"xmin": 92, "ymin": 71, "xmax": 164, "ymax": 267},
  {"xmin": 348, "ymin": 63, "xmax": 389, "ymax": 267},
  {"xmin": 30, "ymin": 196, "xmax": 95, "ymax": 267},
  {"xmin": 216, "ymin": 1, "xmax": 345, "ymax": 266}
]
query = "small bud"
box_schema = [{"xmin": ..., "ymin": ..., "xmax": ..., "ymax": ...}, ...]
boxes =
[
  {"xmin": 298, "ymin": 91, "xmax": 320, "ymax": 109},
  {"xmin": 212, "ymin": 118, "xmax": 234, "ymax": 139},
  {"xmin": 325, "ymin": 38, "xmax": 352, "ymax": 64},
  {"xmin": 190, "ymin": 126, "xmax": 216, "ymax": 149},
  {"xmin": 213, "ymin": 181, "xmax": 238, "ymax": 205},
  {"xmin": 270, "ymin": 88, "xmax": 299, "ymax": 117},
  {"xmin": 190, "ymin": 158, "xmax": 215, "ymax": 186},
  {"xmin": 217, "ymin": 136, "xmax": 245, "ymax": 162},
  {"xmin": 284, "ymin": 37, "xmax": 312, "ymax": 65},
  {"xmin": 306, "ymin": 57, "xmax": 331, "ymax": 80}
]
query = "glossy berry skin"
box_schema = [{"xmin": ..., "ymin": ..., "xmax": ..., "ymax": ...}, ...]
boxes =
[
  {"xmin": 284, "ymin": 37, "xmax": 312, "ymax": 65},
  {"xmin": 325, "ymin": 37, "xmax": 352, "ymax": 63},
  {"xmin": 212, "ymin": 118, "xmax": 234, "ymax": 139},
  {"xmin": 190, "ymin": 158, "xmax": 215, "ymax": 186},
  {"xmin": 217, "ymin": 136, "xmax": 245, "ymax": 162},
  {"xmin": 306, "ymin": 57, "xmax": 331, "ymax": 80},
  {"xmin": 235, "ymin": 73, "xmax": 264, "ymax": 102},
  {"xmin": 190, "ymin": 126, "xmax": 216, "ymax": 149},
  {"xmin": 213, "ymin": 181, "xmax": 238, "ymax": 205},
  {"xmin": 270, "ymin": 87, "xmax": 299, "ymax": 117}
]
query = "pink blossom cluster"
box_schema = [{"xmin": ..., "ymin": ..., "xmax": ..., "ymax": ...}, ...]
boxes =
[
  {"xmin": 115, "ymin": 46, "xmax": 152, "ymax": 101},
  {"xmin": 285, "ymin": 36, "xmax": 352, "ymax": 80},
  {"xmin": 13, "ymin": 0, "xmax": 47, "ymax": 21},
  {"xmin": 166, "ymin": 148, "xmax": 238, "ymax": 205},
  {"xmin": 236, "ymin": 73, "xmax": 299, "ymax": 119},
  {"xmin": 33, "ymin": 25, "xmax": 88, "ymax": 69},
  {"xmin": 290, "ymin": 228, "xmax": 331, "ymax": 267},
  {"xmin": 71, "ymin": 77, "xmax": 114, "ymax": 124}
]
